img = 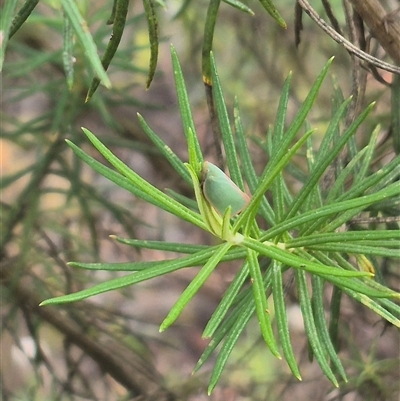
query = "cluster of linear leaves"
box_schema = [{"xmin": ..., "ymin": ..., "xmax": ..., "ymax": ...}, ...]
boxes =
[
  {"xmin": 40, "ymin": 48, "xmax": 400, "ymax": 392},
  {"xmin": 1, "ymin": 0, "xmax": 286, "ymax": 99}
]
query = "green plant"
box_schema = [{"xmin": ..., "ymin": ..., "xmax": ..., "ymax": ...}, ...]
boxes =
[
  {"xmin": 340, "ymin": 341, "xmax": 400, "ymax": 401},
  {"xmin": 41, "ymin": 47, "xmax": 400, "ymax": 393},
  {"xmin": 1, "ymin": 3, "xmax": 174, "ymax": 398}
]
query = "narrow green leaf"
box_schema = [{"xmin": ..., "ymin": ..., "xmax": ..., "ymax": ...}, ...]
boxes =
[
  {"xmin": 200, "ymin": 267, "xmax": 275, "ymax": 379},
  {"xmin": 258, "ymin": 0, "xmax": 286, "ymax": 28},
  {"xmin": 247, "ymin": 249, "xmax": 280, "ymax": 357},
  {"xmin": 287, "ymin": 101, "xmax": 373, "ymax": 219},
  {"xmin": 86, "ymin": 0, "xmax": 130, "ymax": 100},
  {"xmin": 304, "ymin": 125, "xmax": 323, "ymax": 211},
  {"xmin": 371, "ymin": 161, "xmax": 400, "ymax": 193},
  {"xmin": 0, "ymin": 0, "xmax": 19, "ymax": 71},
  {"xmin": 160, "ymin": 242, "xmax": 232, "ymax": 331},
  {"xmin": 171, "ymin": 46, "xmax": 203, "ymax": 164},
  {"xmin": 322, "ymin": 186, "xmax": 400, "ymax": 234},
  {"xmin": 187, "ymin": 128, "xmax": 202, "ymax": 173},
  {"xmin": 243, "ymin": 237, "xmax": 370, "ymax": 278},
  {"xmin": 287, "ymin": 230, "xmax": 400, "ymax": 247},
  {"xmin": 354, "ymin": 274, "xmax": 400, "ymax": 298},
  {"xmin": 307, "ymin": 243, "xmax": 400, "ymax": 258},
  {"xmin": 111, "ymin": 236, "xmax": 208, "ymax": 253},
  {"xmin": 61, "ymin": 0, "xmax": 111, "ymax": 88},
  {"xmin": 221, "ymin": 206, "xmax": 233, "ymax": 238},
  {"xmin": 202, "ymin": 261, "xmax": 250, "ymax": 338},
  {"xmin": 377, "ymin": 298, "xmax": 400, "ymax": 321},
  {"xmin": 70, "ymin": 241, "xmax": 248, "ymax": 273},
  {"xmin": 39, "ymin": 265, "xmax": 170, "ymax": 306},
  {"xmin": 66, "ymin": 136, "xmax": 207, "ymax": 230},
  {"xmin": 234, "ymin": 99, "xmax": 275, "ymax": 225},
  {"xmin": 272, "ymin": 72, "xmax": 292, "ymax": 146},
  {"xmin": 312, "ymin": 97, "xmax": 351, "ymax": 168},
  {"xmin": 66, "ymin": 138, "xmax": 162, "ymax": 202},
  {"xmin": 137, "ymin": 113, "xmax": 192, "ymax": 184},
  {"xmin": 335, "ymin": 156, "xmax": 400, "ymax": 203},
  {"xmin": 165, "ymin": 189, "xmax": 198, "ymax": 211},
  {"xmin": 295, "ymin": 269, "xmax": 339, "ymax": 386},
  {"xmin": 325, "ymin": 147, "xmax": 369, "ymax": 203},
  {"xmin": 338, "ymin": 287, "xmax": 400, "ymax": 327},
  {"xmin": 311, "ymin": 276, "xmax": 347, "ymax": 381},
  {"xmin": 143, "ymin": 0, "xmax": 159, "ymax": 88},
  {"xmin": 41, "ymin": 247, "xmax": 223, "ymax": 305},
  {"xmin": 272, "ymin": 261, "xmax": 301, "ymax": 379},
  {"xmin": 270, "ymin": 58, "xmax": 334, "ymax": 171},
  {"xmin": 206, "ymin": 263, "xmax": 295, "ymax": 392},
  {"xmin": 262, "ymin": 183, "xmax": 400, "ymax": 241},
  {"xmin": 207, "ymin": 299, "xmax": 255, "ymax": 394},
  {"xmin": 8, "ymin": 0, "xmax": 39, "ymax": 39},
  {"xmin": 271, "ymin": 168, "xmax": 286, "ymax": 223},
  {"xmin": 196, "ymin": 313, "xmax": 238, "ymax": 373},
  {"xmin": 210, "ymin": 53, "xmax": 244, "ymax": 189},
  {"xmin": 202, "ymin": 0, "xmax": 221, "ymax": 85},
  {"xmin": 323, "ymin": 272, "xmax": 398, "ymax": 299},
  {"xmin": 196, "ymin": 286, "xmax": 255, "ymax": 371},
  {"xmin": 62, "ymin": 12, "xmax": 74, "ymax": 89},
  {"xmin": 355, "ymin": 125, "xmax": 380, "ymax": 183},
  {"xmin": 222, "ymin": 0, "xmax": 254, "ymax": 15},
  {"xmin": 69, "ymin": 259, "xmax": 174, "ymax": 271},
  {"xmin": 307, "ymin": 250, "xmax": 399, "ymax": 299},
  {"xmin": 234, "ymin": 129, "xmax": 315, "ymax": 230}
]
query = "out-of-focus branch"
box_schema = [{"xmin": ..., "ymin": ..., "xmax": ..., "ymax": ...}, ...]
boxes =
[
  {"xmin": 296, "ymin": 0, "xmax": 400, "ymax": 74},
  {"xmin": 349, "ymin": 0, "xmax": 400, "ymax": 65},
  {"xmin": 0, "ymin": 260, "xmax": 177, "ymax": 401}
]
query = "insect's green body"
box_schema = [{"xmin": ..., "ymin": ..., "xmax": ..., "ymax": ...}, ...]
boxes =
[{"xmin": 202, "ymin": 162, "xmax": 250, "ymax": 216}]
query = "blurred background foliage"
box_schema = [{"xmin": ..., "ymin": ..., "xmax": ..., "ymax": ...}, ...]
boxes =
[{"xmin": 1, "ymin": 0, "xmax": 399, "ymax": 400}]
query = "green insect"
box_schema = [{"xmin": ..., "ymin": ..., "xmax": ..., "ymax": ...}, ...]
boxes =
[{"xmin": 202, "ymin": 161, "xmax": 250, "ymax": 216}]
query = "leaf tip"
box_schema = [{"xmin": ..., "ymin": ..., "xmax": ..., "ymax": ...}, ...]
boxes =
[{"xmin": 81, "ymin": 127, "xmax": 91, "ymax": 137}]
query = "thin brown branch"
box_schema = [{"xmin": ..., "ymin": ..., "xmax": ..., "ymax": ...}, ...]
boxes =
[
  {"xmin": 296, "ymin": 0, "xmax": 400, "ymax": 74},
  {"xmin": 349, "ymin": 0, "xmax": 400, "ymax": 65},
  {"xmin": 0, "ymin": 260, "xmax": 177, "ymax": 401}
]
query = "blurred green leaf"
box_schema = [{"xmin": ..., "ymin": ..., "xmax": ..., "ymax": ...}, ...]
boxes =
[{"xmin": 61, "ymin": 0, "xmax": 111, "ymax": 89}]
